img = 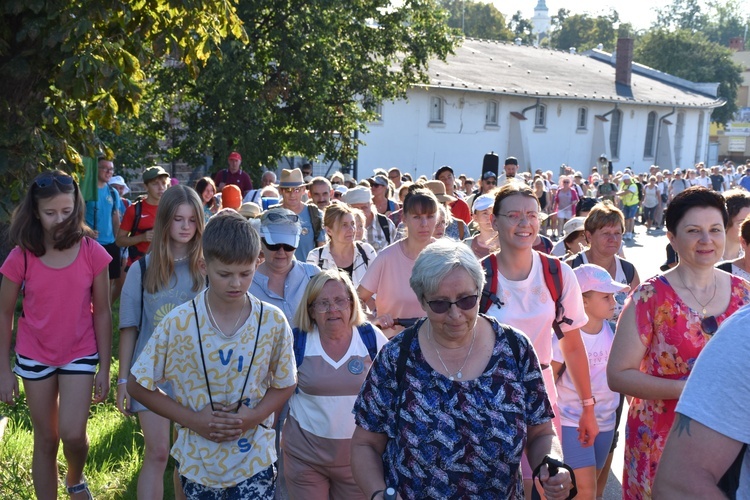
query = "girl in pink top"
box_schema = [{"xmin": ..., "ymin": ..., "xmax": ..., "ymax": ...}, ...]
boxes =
[{"xmin": 0, "ymin": 170, "xmax": 112, "ymax": 499}]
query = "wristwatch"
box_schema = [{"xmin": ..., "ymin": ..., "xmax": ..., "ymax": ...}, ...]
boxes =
[{"xmin": 581, "ymin": 397, "xmax": 596, "ymax": 407}]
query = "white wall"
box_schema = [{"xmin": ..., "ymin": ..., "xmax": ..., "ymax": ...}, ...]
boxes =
[{"xmin": 358, "ymin": 88, "xmax": 711, "ymax": 180}]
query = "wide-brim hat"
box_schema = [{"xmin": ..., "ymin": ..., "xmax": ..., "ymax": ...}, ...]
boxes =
[
  {"xmin": 238, "ymin": 202, "xmax": 262, "ymax": 219},
  {"xmin": 425, "ymin": 180, "xmax": 456, "ymax": 204},
  {"xmin": 277, "ymin": 168, "xmax": 306, "ymax": 188},
  {"xmin": 109, "ymin": 175, "xmax": 130, "ymax": 195}
]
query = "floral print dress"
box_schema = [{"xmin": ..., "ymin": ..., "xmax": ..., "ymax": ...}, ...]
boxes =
[{"xmin": 623, "ymin": 274, "xmax": 750, "ymax": 499}]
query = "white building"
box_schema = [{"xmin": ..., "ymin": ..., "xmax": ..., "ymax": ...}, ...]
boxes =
[
  {"xmin": 531, "ymin": 0, "xmax": 551, "ymax": 46},
  {"xmin": 357, "ymin": 38, "xmax": 723, "ymax": 180}
]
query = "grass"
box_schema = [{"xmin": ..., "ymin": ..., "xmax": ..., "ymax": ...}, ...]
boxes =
[{"xmin": 0, "ymin": 302, "xmax": 178, "ymax": 499}]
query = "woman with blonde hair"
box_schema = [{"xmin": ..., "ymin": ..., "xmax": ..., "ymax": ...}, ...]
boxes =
[
  {"xmin": 282, "ymin": 270, "xmax": 387, "ymax": 499},
  {"xmin": 117, "ymin": 185, "xmax": 205, "ymax": 498},
  {"xmin": 307, "ymin": 203, "xmax": 377, "ymax": 287}
]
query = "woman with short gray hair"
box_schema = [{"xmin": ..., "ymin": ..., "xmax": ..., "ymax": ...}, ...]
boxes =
[{"xmin": 351, "ymin": 239, "xmax": 574, "ymax": 500}]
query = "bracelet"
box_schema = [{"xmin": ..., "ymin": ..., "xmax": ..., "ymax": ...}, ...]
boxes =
[
  {"xmin": 117, "ymin": 378, "xmax": 128, "ymax": 385},
  {"xmin": 370, "ymin": 490, "xmax": 384, "ymax": 500}
]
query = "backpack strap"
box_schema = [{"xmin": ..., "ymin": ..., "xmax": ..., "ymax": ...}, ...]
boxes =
[
  {"xmin": 376, "ymin": 214, "xmax": 391, "ymax": 245},
  {"xmin": 479, "ymin": 253, "xmax": 503, "ymax": 314},
  {"xmin": 317, "ymin": 247, "xmax": 325, "ymax": 268},
  {"xmin": 307, "ymin": 204, "xmax": 322, "ymax": 243},
  {"xmin": 567, "ymin": 253, "xmax": 585, "ymax": 270},
  {"xmin": 621, "ymin": 259, "xmax": 636, "ymax": 284},
  {"xmin": 138, "ymin": 257, "xmax": 147, "ymax": 333},
  {"xmin": 108, "ymin": 185, "xmax": 118, "ymax": 215},
  {"xmin": 292, "ymin": 327, "xmax": 307, "ymax": 368},
  {"xmin": 129, "ymin": 198, "xmax": 144, "ymax": 237},
  {"xmin": 539, "ymin": 253, "xmax": 572, "ymax": 340},
  {"xmin": 355, "ymin": 242, "xmax": 369, "ymax": 267},
  {"xmin": 717, "ymin": 261, "xmax": 733, "ymax": 273},
  {"xmin": 357, "ymin": 323, "xmax": 378, "ymax": 361}
]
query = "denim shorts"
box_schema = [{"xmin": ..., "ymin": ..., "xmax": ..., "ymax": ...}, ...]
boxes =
[
  {"xmin": 622, "ymin": 204, "xmax": 638, "ymax": 220},
  {"xmin": 180, "ymin": 464, "xmax": 276, "ymax": 500}
]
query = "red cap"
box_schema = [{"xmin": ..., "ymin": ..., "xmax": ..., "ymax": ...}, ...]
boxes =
[{"xmin": 228, "ymin": 151, "xmax": 242, "ymax": 161}]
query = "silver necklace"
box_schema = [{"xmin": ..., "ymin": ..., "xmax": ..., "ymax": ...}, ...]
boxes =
[
  {"xmin": 428, "ymin": 321, "xmax": 476, "ymax": 381},
  {"xmin": 205, "ymin": 292, "xmax": 247, "ymax": 337},
  {"xmin": 678, "ymin": 270, "xmax": 717, "ymax": 316},
  {"xmin": 174, "ymin": 255, "xmax": 188, "ymax": 262}
]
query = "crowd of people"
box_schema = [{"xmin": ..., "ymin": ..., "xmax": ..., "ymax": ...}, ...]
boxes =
[{"xmin": 1, "ymin": 151, "xmax": 750, "ymax": 499}]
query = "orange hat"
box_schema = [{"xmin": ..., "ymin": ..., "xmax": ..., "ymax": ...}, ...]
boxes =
[{"xmin": 221, "ymin": 184, "xmax": 242, "ymax": 210}]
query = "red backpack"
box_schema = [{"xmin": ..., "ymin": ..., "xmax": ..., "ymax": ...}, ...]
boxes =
[{"xmin": 479, "ymin": 251, "xmax": 572, "ymax": 340}]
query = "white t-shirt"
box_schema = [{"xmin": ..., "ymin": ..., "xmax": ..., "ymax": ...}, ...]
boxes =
[
  {"xmin": 552, "ymin": 322, "xmax": 618, "ymax": 430},
  {"xmin": 677, "ymin": 305, "xmax": 750, "ymax": 497}
]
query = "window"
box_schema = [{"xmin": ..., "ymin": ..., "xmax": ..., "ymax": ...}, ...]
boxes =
[
  {"xmin": 430, "ymin": 96, "xmax": 444, "ymax": 123},
  {"xmin": 577, "ymin": 108, "xmax": 587, "ymax": 130},
  {"xmin": 374, "ymin": 102, "xmax": 383, "ymax": 122},
  {"xmin": 535, "ymin": 104, "xmax": 547, "ymax": 128},
  {"xmin": 609, "ymin": 109, "xmax": 622, "ymax": 159},
  {"xmin": 486, "ymin": 101, "xmax": 498, "ymax": 126},
  {"xmin": 674, "ymin": 112, "xmax": 685, "ymax": 167},
  {"xmin": 644, "ymin": 111, "xmax": 657, "ymax": 158}
]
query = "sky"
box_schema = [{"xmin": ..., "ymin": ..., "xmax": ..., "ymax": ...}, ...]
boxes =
[{"xmin": 490, "ymin": 0, "xmax": 747, "ymax": 31}]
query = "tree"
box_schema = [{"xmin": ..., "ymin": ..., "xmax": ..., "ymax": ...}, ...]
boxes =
[
  {"xmin": 635, "ymin": 29, "xmax": 742, "ymax": 125},
  {"xmin": 653, "ymin": 0, "xmax": 749, "ymax": 48},
  {"xmin": 151, "ymin": 0, "xmax": 457, "ymax": 177},
  {"xmin": 553, "ymin": 11, "xmax": 620, "ymax": 53},
  {"xmin": 653, "ymin": 0, "xmax": 708, "ymax": 31},
  {"xmin": 0, "ymin": 0, "xmax": 245, "ymax": 216},
  {"xmin": 508, "ymin": 11, "xmax": 534, "ymax": 45},
  {"xmin": 440, "ymin": 0, "xmax": 513, "ymax": 41}
]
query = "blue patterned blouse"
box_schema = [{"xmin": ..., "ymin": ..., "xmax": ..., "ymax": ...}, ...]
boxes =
[{"xmin": 353, "ymin": 315, "xmax": 553, "ymax": 499}]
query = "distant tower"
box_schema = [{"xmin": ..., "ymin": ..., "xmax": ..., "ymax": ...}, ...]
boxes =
[{"xmin": 531, "ymin": 0, "xmax": 551, "ymax": 46}]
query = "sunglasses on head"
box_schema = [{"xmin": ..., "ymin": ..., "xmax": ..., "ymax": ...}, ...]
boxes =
[
  {"xmin": 701, "ymin": 315, "xmax": 718, "ymax": 335},
  {"xmin": 264, "ymin": 211, "xmax": 299, "ymax": 223},
  {"xmin": 261, "ymin": 238, "xmax": 296, "ymax": 252},
  {"xmin": 34, "ymin": 173, "xmax": 75, "ymax": 189},
  {"xmin": 426, "ymin": 294, "xmax": 479, "ymax": 314}
]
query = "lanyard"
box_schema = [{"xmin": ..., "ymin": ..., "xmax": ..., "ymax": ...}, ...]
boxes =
[{"xmin": 191, "ymin": 294, "xmax": 263, "ymax": 412}]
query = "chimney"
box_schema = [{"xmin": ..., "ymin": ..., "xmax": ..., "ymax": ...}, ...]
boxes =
[{"xmin": 615, "ymin": 38, "xmax": 634, "ymax": 87}]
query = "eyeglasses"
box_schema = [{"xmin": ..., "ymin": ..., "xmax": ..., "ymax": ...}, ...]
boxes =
[
  {"xmin": 261, "ymin": 238, "xmax": 296, "ymax": 252},
  {"xmin": 310, "ymin": 297, "xmax": 351, "ymax": 313},
  {"xmin": 281, "ymin": 187, "xmax": 304, "ymax": 194},
  {"xmin": 98, "ymin": 167, "xmax": 114, "ymax": 173},
  {"xmin": 497, "ymin": 211, "xmax": 540, "ymax": 224},
  {"xmin": 264, "ymin": 212, "xmax": 299, "ymax": 223},
  {"xmin": 701, "ymin": 315, "xmax": 718, "ymax": 335},
  {"xmin": 425, "ymin": 294, "xmax": 478, "ymax": 314},
  {"xmin": 34, "ymin": 173, "xmax": 75, "ymax": 189}
]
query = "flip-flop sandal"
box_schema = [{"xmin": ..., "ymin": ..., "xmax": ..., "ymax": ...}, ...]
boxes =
[{"xmin": 67, "ymin": 480, "xmax": 93, "ymax": 500}]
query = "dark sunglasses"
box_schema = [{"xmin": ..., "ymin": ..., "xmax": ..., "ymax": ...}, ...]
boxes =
[
  {"xmin": 701, "ymin": 315, "xmax": 718, "ymax": 335},
  {"xmin": 485, "ymin": 180, "xmax": 497, "ymax": 186},
  {"xmin": 34, "ymin": 174, "xmax": 75, "ymax": 189},
  {"xmin": 426, "ymin": 295, "xmax": 479, "ymax": 314},
  {"xmin": 261, "ymin": 238, "xmax": 296, "ymax": 252}
]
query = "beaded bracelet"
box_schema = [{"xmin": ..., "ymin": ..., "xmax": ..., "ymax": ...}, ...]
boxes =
[{"xmin": 117, "ymin": 378, "xmax": 128, "ymax": 385}]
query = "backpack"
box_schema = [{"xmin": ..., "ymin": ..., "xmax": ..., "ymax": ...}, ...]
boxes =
[
  {"xmin": 567, "ymin": 253, "xmax": 636, "ymax": 285},
  {"xmin": 718, "ymin": 444, "xmax": 747, "ymax": 499},
  {"xmin": 307, "ymin": 204, "xmax": 322, "ymax": 243},
  {"xmin": 88, "ymin": 184, "xmax": 119, "ymax": 232},
  {"xmin": 375, "ymin": 213, "xmax": 391, "ymax": 245},
  {"xmin": 292, "ymin": 323, "xmax": 378, "ymax": 367},
  {"xmin": 126, "ymin": 197, "xmax": 147, "ymax": 262},
  {"xmin": 316, "ymin": 242, "xmax": 369, "ymax": 268},
  {"xmin": 479, "ymin": 252, "xmax": 572, "ymax": 340},
  {"xmin": 635, "ymin": 182, "xmax": 644, "ymax": 203}
]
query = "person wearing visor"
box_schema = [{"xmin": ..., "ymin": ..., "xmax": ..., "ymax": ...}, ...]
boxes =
[{"xmin": 250, "ymin": 207, "xmax": 320, "ymax": 325}]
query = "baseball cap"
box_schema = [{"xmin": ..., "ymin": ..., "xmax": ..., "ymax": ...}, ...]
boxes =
[
  {"xmin": 142, "ymin": 166, "xmax": 169, "ymax": 183},
  {"xmin": 574, "ymin": 264, "xmax": 630, "ymax": 294},
  {"xmin": 260, "ymin": 208, "xmax": 301, "ymax": 249},
  {"xmin": 473, "ymin": 194, "xmax": 495, "ymax": 212},
  {"xmin": 563, "ymin": 217, "xmax": 586, "ymax": 236},
  {"xmin": 621, "ymin": 173, "xmax": 632, "ymax": 181},
  {"xmin": 504, "ymin": 157, "xmax": 518, "ymax": 166},
  {"xmin": 482, "ymin": 171, "xmax": 498, "ymax": 180},
  {"xmin": 342, "ymin": 186, "xmax": 372, "ymax": 205},
  {"xmin": 434, "ymin": 165, "xmax": 454, "ymax": 180},
  {"xmin": 221, "ymin": 185, "xmax": 242, "ymax": 210},
  {"xmin": 369, "ymin": 176, "xmax": 389, "ymax": 187},
  {"xmin": 228, "ymin": 151, "xmax": 242, "ymax": 161}
]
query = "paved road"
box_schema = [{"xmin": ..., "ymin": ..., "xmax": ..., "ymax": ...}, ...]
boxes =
[{"xmin": 601, "ymin": 222, "xmax": 670, "ymax": 499}]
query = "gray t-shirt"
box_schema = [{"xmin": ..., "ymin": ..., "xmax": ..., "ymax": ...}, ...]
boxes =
[
  {"xmin": 676, "ymin": 304, "xmax": 750, "ymax": 496},
  {"xmin": 120, "ymin": 256, "xmax": 204, "ymax": 367}
]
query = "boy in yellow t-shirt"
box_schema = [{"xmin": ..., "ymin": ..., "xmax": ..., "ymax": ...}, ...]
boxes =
[{"xmin": 128, "ymin": 210, "xmax": 297, "ymax": 498}]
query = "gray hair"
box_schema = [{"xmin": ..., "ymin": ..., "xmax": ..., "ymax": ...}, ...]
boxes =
[{"xmin": 410, "ymin": 239, "xmax": 485, "ymax": 301}]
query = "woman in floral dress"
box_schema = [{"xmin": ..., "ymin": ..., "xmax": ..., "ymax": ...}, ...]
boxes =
[{"xmin": 608, "ymin": 187, "xmax": 750, "ymax": 499}]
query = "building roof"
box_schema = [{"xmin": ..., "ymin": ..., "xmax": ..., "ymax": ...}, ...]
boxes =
[{"xmin": 423, "ymin": 38, "xmax": 724, "ymax": 109}]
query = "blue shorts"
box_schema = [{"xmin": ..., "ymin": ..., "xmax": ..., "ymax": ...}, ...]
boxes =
[
  {"xmin": 561, "ymin": 426, "xmax": 615, "ymax": 470},
  {"xmin": 180, "ymin": 464, "xmax": 276, "ymax": 500},
  {"xmin": 622, "ymin": 204, "xmax": 638, "ymax": 220}
]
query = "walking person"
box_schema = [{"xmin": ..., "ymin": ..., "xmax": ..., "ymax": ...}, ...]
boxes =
[
  {"xmin": 0, "ymin": 170, "xmax": 112, "ymax": 499},
  {"xmin": 116, "ymin": 185, "xmax": 205, "ymax": 498}
]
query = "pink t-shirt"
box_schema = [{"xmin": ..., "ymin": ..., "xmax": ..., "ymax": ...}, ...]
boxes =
[
  {"xmin": 359, "ymin": 240, "xmax": 425, "ymax": 337},
  {"xmin": 0, "ymin": 238, "xmax": 111, "ymax": 365}
]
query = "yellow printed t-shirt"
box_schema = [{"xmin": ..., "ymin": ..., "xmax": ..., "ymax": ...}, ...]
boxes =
[{"xmin": 131, "ymin": 291, "xmax": 296, "ymax": 487}]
